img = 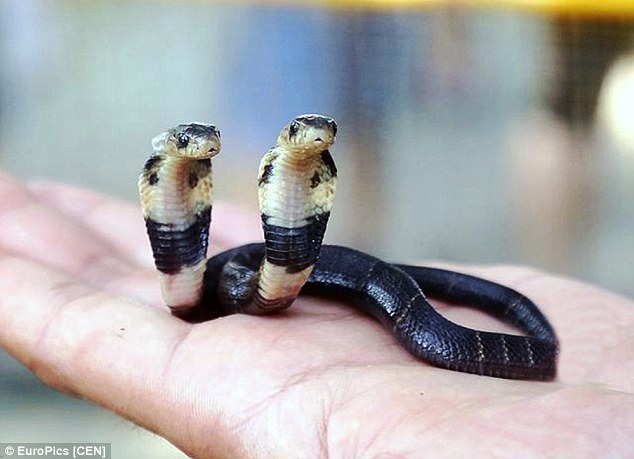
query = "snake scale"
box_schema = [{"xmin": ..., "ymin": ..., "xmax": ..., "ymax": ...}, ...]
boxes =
[{"xmin": 139, "ymin": 116, "xmax": 559, "ymax": 381}]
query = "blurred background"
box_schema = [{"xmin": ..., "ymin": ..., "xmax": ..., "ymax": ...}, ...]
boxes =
[{"xmin": 1, "ymin": 0, "xmax": 633, "ymax": 456}]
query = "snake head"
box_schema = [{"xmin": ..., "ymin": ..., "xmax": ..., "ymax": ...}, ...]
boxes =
[
  {"xmin": 278, "ymin": 114, "xmax": 337, "ymax": 152},
  {"xmin": 152, "ymin": 123, "xmax": 221, "ymax": 159}
]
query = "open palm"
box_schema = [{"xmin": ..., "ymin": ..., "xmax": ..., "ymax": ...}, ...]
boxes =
[{"xmin": 0, "ymin": 170, "xmax": 632, "ymax": 458}]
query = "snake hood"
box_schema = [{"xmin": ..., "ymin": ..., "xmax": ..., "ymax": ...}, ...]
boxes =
[{"xmin": 151, "ymin": 123, "xmax": 221, "ymax": 159}]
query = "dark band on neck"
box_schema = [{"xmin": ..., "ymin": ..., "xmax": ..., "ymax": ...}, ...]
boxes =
[
  {"xmin": 145, "ymin": 207, "xmax": 211, "ymax": 274},
  {"xmin": 261, "ymin": 212, "xmax": 330, "ymax": 273}
]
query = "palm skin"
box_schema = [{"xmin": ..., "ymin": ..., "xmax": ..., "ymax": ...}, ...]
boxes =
[{"xmin": 0, "ymin": 170, "xmax": 632, "ymax": 458}]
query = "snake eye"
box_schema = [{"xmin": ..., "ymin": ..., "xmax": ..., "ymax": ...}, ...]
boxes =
[
  {"xmin": 176, "ymin": 133, "xmax": 190, "ymax": 149},
  {"xmin": 288, "ymin": 121, "xmax": 300, "ymax": 138}
]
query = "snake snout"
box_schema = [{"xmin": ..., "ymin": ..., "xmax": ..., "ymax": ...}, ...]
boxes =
[
  {"xmin": 312, "ymin": 131, "xmax": 335, "ymax": 146},
  {"xmin": 202, "ymin": 142, "xmax": 220, "ymax": 158}
]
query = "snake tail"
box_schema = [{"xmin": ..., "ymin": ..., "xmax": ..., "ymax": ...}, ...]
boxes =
[
  {"xmin": 218, "ymin": 114, "xmax": 338, "ymax": 315},
  {"xmin": 311, "ymin": 246, "xmax": 558, "ymax": 380},
  {"xmin": 138, "ymin": 123, "xmax": 221, "ymax": 312},
  {"xmin": 395, "ymin": 265, "xmax": 558, "ymax": 343}
]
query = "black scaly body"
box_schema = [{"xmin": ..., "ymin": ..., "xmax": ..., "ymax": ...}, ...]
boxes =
[{"xmin": 203, "ymin": 244, "xmax": 558, "ymax": 380}]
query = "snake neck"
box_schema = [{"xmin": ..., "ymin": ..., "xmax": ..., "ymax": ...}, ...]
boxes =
[
  {"xmin": 142, "ymin": 155, "xmax": 212, "ymax": 220},
  {"xmin": 139, "ymin": 154, "xmax": 213, "ymax": 310},
  {"xmin": 259, "ymin": 148, "xmax": 333, "ymax": 226}
]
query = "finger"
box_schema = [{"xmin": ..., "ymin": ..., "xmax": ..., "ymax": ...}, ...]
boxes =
[
  {"xmin": 0, "ymin": 172, "xmax": 135, "ymax": 285},
  {"xmin": 28, "ymin": 181, "xmax": 155, "ymax": 268},
  {"xmin": 0, "ymin": 250, "xmax": 198, "ymax": 443},
  {"xmin": 28, "ymin": 182, "xmax": 263, "ymax": 260}
]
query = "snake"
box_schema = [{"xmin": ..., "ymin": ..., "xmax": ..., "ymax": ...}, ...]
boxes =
[{"xmin": 139, "ymin": 116, "xmax": 559, "ymax": 381}]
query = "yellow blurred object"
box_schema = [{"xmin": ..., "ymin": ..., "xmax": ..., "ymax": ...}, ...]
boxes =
[
  {"xmin": 331, "ymin": 0, "xmax": 634, "ymax": 15},
  {"xmin": 200, "ymin": 0, "xmax": 634, "ymax": 15},
  {"xmin": 598, "ymin": 55, "xmax": 634, "ymax": 149}
]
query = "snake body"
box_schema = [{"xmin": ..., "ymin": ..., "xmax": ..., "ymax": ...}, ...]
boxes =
[{"xmin": 140, "ymin": 117, "xmax": 559, "ymax": 381}]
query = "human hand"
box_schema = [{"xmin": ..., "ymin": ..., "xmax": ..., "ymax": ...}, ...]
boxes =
[{"xmin": 0, "ymin": 171, "xmax": 631, "ymax": 458}]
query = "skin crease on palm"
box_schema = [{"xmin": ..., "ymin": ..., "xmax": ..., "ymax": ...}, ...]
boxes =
[{"xmin": 0, "ymin": 169, "xmax": 632, "ymax": 458}]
